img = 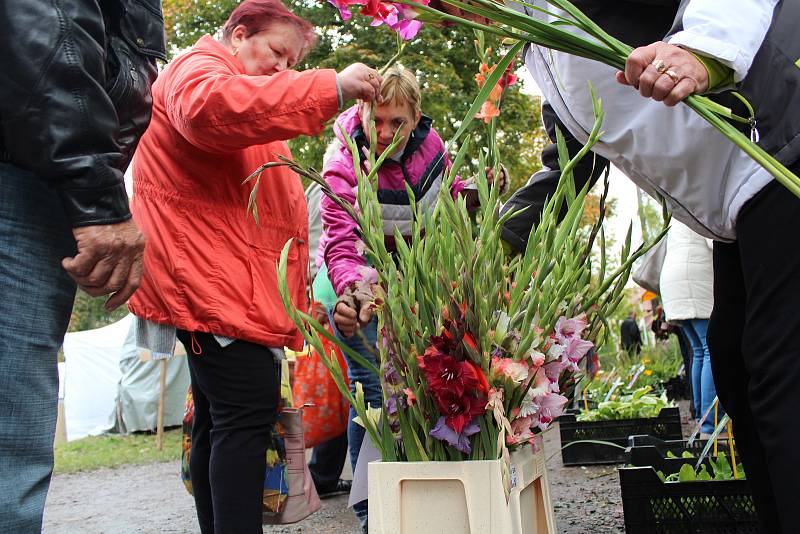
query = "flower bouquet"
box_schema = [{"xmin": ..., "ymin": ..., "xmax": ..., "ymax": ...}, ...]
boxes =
[
  {"xmin": 247, "ymin": 63, "xmax": 663, "ymax": 527},
  {"xmin": 265, "ymin": 87, "xmax": 664, "ymax": 469}
]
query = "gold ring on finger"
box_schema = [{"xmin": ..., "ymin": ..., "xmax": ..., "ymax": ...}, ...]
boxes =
[
  {"xmin": 652, "ymin": 59, "xmax": 668, "ymax": 74},
  {"xmin": 665, "ymin": 69, "xmax": 680, "ymax": 83}
]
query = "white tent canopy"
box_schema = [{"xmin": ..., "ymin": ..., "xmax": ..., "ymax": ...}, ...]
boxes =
[{"xmin": 61, "ymin": 315, "xmax": 190, "ymax": 441}]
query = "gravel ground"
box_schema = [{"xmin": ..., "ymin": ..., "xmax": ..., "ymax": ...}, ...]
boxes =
[{"xmin": 44, "ymin": 405, "xmax": 693, "ymax": 534}]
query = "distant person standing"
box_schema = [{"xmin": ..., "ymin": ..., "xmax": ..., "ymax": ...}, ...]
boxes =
[
  {"xmin": 660, "ymin": 220, "xmax": 719, "ymax": 434},
  {"xmin": 620, "ymin": 311, "xmax": 642, "ymax": 356}
]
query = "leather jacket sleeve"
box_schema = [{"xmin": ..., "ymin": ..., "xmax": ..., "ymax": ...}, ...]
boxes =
[
  {"xmin": 500, "ymin": 103, "xmax": 610, "ymax": 254},
  {"xmin": 0, "ymin": 0, "xmax": 166, "ymax": 227}
]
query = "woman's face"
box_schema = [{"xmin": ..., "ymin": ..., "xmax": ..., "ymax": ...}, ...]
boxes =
[
  {"xmin": 229, "ymin": 22, "xmax": 305, "ymax": 76},
  {"xmin": 360, "ymin": 99, "xmax": 421, "ymax": 157}
]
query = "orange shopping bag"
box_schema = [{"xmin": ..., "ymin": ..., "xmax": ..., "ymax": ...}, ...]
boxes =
[{"xmin": 291, "ymin": 327, "xmax": 350, "ymax": 448}]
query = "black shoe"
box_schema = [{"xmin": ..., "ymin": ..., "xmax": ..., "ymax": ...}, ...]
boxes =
[{"xmin": 316, "ymin": 478, "xmax": 352, "ymax": 499}]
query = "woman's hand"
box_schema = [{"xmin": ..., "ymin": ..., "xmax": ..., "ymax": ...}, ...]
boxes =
[
  {"xmin": 616, "ymin": 41, "xmax": 709, "ymax": 107},
  {"xmin": 338, "ymin": 63, "xmax": 383, "ymax": 103},
  {"xmin": 486, "ymin": 165, "xmax": 509, "ymax": 195}
]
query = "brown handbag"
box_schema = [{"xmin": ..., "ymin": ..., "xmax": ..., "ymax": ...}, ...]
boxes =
[{"xmin": 262, "ymin": 406, "xmax": 321, "ymax": 524}]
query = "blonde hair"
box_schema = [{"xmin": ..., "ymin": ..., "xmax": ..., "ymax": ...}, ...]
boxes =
[{"xmin": 380, "ymin": 65, "xmax": 421, "ymax": 115}]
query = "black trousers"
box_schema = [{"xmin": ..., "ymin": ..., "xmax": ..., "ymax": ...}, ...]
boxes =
[
  {"xmin": 708, "ymin": 167, "xmax": 800, "ymax": 534},
  {"xmin": 308, "ymin": 432, "xmax": 348, "ymax": 492},
  {"xmin": 177, "ymin": 331, "xmax": 280, "ymax": 534}
]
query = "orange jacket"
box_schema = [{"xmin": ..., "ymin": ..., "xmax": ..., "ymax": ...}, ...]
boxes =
[{"xmin": 129, "ymin": 35, "xmax": 339, "ymax": 350}]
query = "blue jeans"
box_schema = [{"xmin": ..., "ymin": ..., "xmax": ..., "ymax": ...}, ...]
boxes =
[
  {"xmin": 0, "ymin": 163, "xmax": 77, "ymax": 532},
  {"xmin": 329, "ymin": 312, "xmax": 380, "ymax": 527},
  {"xmin": 681, "ymin": 319, "xmax": 721, "ymax": 434}
]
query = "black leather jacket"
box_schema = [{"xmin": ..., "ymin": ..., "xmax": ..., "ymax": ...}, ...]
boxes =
[{"xmin": 0, "ymin": 0, "xmax": 166, "ymax": 227}]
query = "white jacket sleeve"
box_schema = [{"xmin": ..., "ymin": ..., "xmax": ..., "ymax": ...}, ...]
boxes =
[{"xmin": 667, "ymin": 0, "xmax": 779, "ymax": 81}]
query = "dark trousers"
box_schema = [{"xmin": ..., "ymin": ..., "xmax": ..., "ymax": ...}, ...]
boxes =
[
  {"xmin": 177, "ymin": 331, "xmax": 280, "ymax": 534},
  {"xmin": 707, "ymin": 170, "xmax": 800, "ymax": 534},
  {"xmin": 308, "ymin": 432, "xmax": 348, "ymax": 492}
]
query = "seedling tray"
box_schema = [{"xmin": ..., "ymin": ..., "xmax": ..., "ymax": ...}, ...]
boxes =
[
  {"xmin": 619, "ymin": 466, "xmax": 758, "ymax": 533},
  {"xmin": 559, "ymin": 407, "xmax": 682, "ymax": 466},
  {"xmin": 627, "ymin": 435, "xmax": 733, "ymax": 471}
]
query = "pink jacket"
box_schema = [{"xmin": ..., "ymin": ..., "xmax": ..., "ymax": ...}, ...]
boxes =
[{"xmin": 319, "ymin": 105, "xmax": 461, "ymax": 295}]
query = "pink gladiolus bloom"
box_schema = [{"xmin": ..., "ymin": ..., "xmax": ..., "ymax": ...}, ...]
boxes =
[
  {"xmin": 528, "ymin": 368, "xmax": 550, "ymax": 398},
  {"xmin": 555, "ymin": 315, "xmax": 588, "ymax": 341},
  {"xmin": 354, "ymin": 240, "xmax": 367, "ymax": 257},
  {"xmin": 555, "ymin": 314, "xmax": 589, "ymax": 343},
  {"xmin": 529, "ymin": 350, "xmax": 545, "ymax": 368},
  {"xmin": 327, "ymin": 0, "xmax": 363, "ymax": 20},
  {"xmin": 392, "ymin": 18, "xmax": 423, "ymax": 39},
  {"xmin": 491, "ymin": 357, "xmax": 529, "ymax": 383},
  {"xmin": 564, "ymin": 337, "xmax": 593, "ymax": 363},
  {"xmin": 507, "ymin": 415, "xmax": 535, "ymax": 445},
  {"xmin": 395, "ymin": 0, "xmax": 429, "ymax": 19},
  {"xmin": 362, "ymin": 0, "xmax": 398, "ymax": 27},
  {"xmin": 535, "ymin": 392, "xmax": 568, "ymax": 430}
]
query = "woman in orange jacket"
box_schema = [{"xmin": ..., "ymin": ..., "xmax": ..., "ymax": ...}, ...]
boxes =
[{"xmin": 128, "ymin": 1, "xmax": 381, "ymax": 531}]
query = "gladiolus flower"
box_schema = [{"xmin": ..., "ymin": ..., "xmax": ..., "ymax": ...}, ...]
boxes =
[
  {"xmin": 430, "ymin": 416, "xmax": 480, "ymax": 454},
  {"xmin": 507, "ymin": 415, "xmax": 535, "ymax": 445},
  {"xmin": 434, "ymin": 389, "xmax": 487, "ymax": 433},
  {"xmin": 555, "ymin": 314, "xmax": 589, "ymax": 343},
  {"xmin": 488, "ymin": 82, "xmax": 503, "ymax": 103},
  {"xmin": 491, "ymin": 357, "xmax": 529, "ymax": 383},
  {"xmin": 418, "ymin": 353, "xmax": 480, "ymax": 399},
  {"xmin": 475, "ymin": 101, "xmax": 500, "ymax": 123}
]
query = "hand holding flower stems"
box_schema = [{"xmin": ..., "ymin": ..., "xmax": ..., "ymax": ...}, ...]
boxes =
[
  {"xmin": 334, "ymin": 281, "xmax": 377, "ymax": 337},
  {"xmin": 337, "ymin": 62, "xmax": 383, "ymax": 103},
  {"xmin": 617, "ymin": 41, "xmax": 710, "ymax": 107}
]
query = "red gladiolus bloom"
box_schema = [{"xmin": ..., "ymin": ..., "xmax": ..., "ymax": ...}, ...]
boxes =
[
  {"xmin": 434, "ymin": 389, "xmax": 487, "ymax": 433},
  {"xmin": 463, "ymin": 331, "xmax": 478, "ymax": 351},
  {"xmin": 467, "ymin": 360, "xmax": 490, "ymax": 394},
  {"xmin": 419, "ymin": 354, "xmax": 480, "ymax": 398}
]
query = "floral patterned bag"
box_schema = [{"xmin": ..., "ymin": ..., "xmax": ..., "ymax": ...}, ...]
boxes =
[
  {"xmin": 180, "ymin": 386, "xmax": 290, "ymax": 516},
  {"xmin": 291, "ymin": 329, "xmax": 350, "ymax": 448}
]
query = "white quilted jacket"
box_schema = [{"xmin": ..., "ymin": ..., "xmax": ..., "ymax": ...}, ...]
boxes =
[{"xmin": 659, "ymin": 220, "xmax": 714, "ymax": 321}]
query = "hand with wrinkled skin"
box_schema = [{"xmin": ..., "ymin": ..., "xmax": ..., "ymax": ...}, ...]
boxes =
[
  {"xmin": 616, "ymin": 41, "xmax": 709, "ymax": 107},
  {"xmin": 337, "ymin": 63, "xmax": 384, "ymax": 104},
  {"xmin": 311, "ymin": 300, "xmax": 330, "ymax": 326},
  {"xmin": 486, "ymin": 164, "xmax": 509, "ymax": 194},
  {"xmin": 62, "ymin": 219, "xmax": 145, "ymax": 310},
  {"xmin": 333, "ymin": 282, "xmax": 375, "ymax": 338}
]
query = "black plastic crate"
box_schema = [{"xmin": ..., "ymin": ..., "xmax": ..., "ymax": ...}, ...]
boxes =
[
  {"xmin": 559, "ymin": 407, "xmax": 682, "ymax": 466},
  {"xmin": 619, "ymin": 466, "xmax": 758, "ymax": 533},
  {"xmin": 627, "ymin": 435, "xmax": 733, "ymax": 471}
]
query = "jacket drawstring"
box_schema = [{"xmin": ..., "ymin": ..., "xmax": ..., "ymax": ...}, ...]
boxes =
[{"xmin": 190, "ymin": 332, "xmax": 202, "ymax": 355}]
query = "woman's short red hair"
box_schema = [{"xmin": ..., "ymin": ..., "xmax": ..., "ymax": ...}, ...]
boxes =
[{"xmin": 222, "ymin": 0, "xmax": 317, "ymax": 50}]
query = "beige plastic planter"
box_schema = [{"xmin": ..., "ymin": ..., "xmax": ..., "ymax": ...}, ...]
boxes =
[{"xmin": 367, "ymin": 438, "xmax": 556, "ymax": 534}]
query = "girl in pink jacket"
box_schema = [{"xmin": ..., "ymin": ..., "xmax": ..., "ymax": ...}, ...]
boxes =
[{"xmin": 317, "ymin": 66, "xmax": 462, "ymax": 530}]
